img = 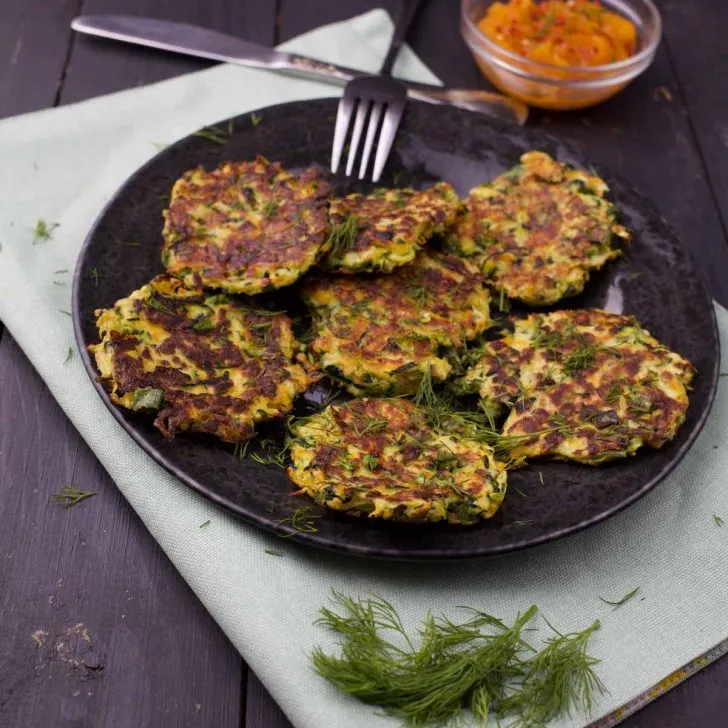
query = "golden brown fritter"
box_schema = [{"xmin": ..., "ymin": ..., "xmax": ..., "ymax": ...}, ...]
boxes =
[
  {"xmin": 446, "ymin": 151, "xmax": 630, "ymax": 305},
  {"xmin": 161, "ymin": 156, "xmax": 330, "ymax": 295},
  {"xmin": 288, "ymin": 398, "xmax": 507, "ymax": 524},
  {"xmin": 457, "ymin": 309, "xmax": 695, "ymax": 465},
  {"xmin": 89, "ymin": 275, "xmax": 311, "ymax": 443},
  {"xmin": 320, "ymin": 183, "xmax": 461, "ymax": 273},
  {"xmin": 302, "ymin": 248, "xmax": 491, "ymax": 396}
]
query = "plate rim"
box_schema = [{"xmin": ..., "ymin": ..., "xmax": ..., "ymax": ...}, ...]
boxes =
[{"xmin": 72, "ymin": 97, "xmax": 721, "ymax": 560}]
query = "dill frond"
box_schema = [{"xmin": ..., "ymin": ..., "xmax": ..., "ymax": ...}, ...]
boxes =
[
  {"xmin": 51, "ymin": 487, "xmax": 97, "ymax": 508},
  {"xmin": 327, "ymin": 215, "xmax": 361, "ymax": 259},
  {"xmin": 312, "ymin": 592, "xmax": 605, "ymax": 727}
]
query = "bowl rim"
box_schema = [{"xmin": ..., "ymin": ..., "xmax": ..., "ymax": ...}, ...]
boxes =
[{"xmin": 461, "ymin": 0, "xmax": 662, "ymax": 76}]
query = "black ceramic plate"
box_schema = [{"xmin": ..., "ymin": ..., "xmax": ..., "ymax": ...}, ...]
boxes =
[{"xmin": 73, "ymin": 99, "xmax": 719, "ymax": 560}]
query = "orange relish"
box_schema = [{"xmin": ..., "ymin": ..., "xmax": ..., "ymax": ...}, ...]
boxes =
[{"xmin": 478, "ymin": 0, "xmax": 638, "ymax": 67}]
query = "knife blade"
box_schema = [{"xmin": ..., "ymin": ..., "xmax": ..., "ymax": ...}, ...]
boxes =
[{"xmin": 70, "ymin": 15, "xmax": 528, "ymax": 124}]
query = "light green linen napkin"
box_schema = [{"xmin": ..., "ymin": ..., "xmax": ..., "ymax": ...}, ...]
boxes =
[{"xmin": 0, "ymin": 9, "xmax": 726, "ymax": 727}]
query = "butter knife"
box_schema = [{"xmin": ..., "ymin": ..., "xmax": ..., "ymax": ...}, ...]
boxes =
[{"xmin": 70, "ymin": 15, "xmax": 528, "ymax": 125}]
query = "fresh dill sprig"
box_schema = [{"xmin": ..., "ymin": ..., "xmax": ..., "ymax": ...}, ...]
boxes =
[
  {"xmin": 312, "ymin": 592, "xmax": 605, "ymax": 728},
  {"xmin": 563, "ymin": 343, "xmax": 598, "ymax": 375},
  {"xmin": 51, "ymin": 486, "xmax": 97, "ymax": 508},
  {"xmin": 599, "ymin": 587, "xmax": 640, "ymax": 607},
  {"xmin": 277, "ymin": 505, "xmax": 322, "ymax": 535},
  {"xmin": 413, "ymin": 370, "xmax": 567, "ymax": 461},
  {"xmin": 233, "ymin": 440, "xmax": 252, "ymax": 459},
  {"xmin": 193, "ymin": 125, "xmax": 228, "ymax": 144},
  {"xmin": 87, "ymin": 266, "xmax": 104, "ymax": 287},
  {"xmin": 713, "ymin": 514, "xmax": 724, "ymax": 527},
  {"xmin": 261, "ymin": 201, "xmax": 277, "ymax": 218},
  {"xmin": 362, "ymin": 454, "xmax": 379, "ymax": 471},
  {"xmin": 327, "ymin": 215, "xmax": 361, "ymax": 259},
  {"xmin": 64, "ymin": 347, "xmax": 73, "ymax": 364},
  {"xmin": 32, "ymin": 219, "xmax": 59, "ymax": 243},
  {"xmin": 406, "ymin": 283, "xmax": 430, "ymax": 308}
]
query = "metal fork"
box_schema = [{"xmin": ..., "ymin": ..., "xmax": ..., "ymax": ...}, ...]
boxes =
[{"xmin": 331, "ymin": 0, "xmax": 425, "ymax": 182}]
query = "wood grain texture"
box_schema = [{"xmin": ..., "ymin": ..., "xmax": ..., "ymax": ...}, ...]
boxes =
[
  {"xmin": 0, "ymin": 0, "xmax": 80, "ymax": 119},
  {"xmin": 0, "ymin": 334, "xmax": 243, "ymax": 726},
  {"xmin": 61, "ymin": 0, "xmax": 277, "ymax": 103},
  {"xmin": 659, "ymin": 0, "xmax": 728, "ymax": 244}
]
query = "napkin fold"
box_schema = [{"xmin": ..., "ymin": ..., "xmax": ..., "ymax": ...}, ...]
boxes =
[{"xmin": 0, "ymin": 10, "xmax": 726, "ymax": 728}]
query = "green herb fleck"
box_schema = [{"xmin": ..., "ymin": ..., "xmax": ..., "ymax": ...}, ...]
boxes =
[
  {"xmin": 64, "ymin": 347, "xmax": 73, "ymax": 364},
  {"xmin": 277, "ymin": 505, "xmax": 322, "ymax": 536},
  {"xmin": 714, "ymin": 514, "xmax": 724, "ymax": 527},
  {"xmin": 87, "ymin": 266, "xmax": 104, "ymax": 287},
  {"xmin": 146, "ymin": 293, "xmax": 175, "ymax": 315},
  {"xmin": 59, "ymin": 309, "xmax": 72, "ymax": 317},
  {"xmin": 327, "ymin": 215, "xmax": 361, "ymax": 259},
  {"xmin": 250, "ymin": 112, "xmax": 262, "ymax": 126},
  {"xmin": 406, "ymin": 283, "xmax": 430, "ymax": 308},
  {"xmin": 193, "ymin": 125, "xmax": 228, "ymax": 144},
  {"xmin": 132, "ymin": 387, "xmax": 164, "ymax": 411},
  {"xmin": 599, "ymin": 587, "xmax": 640, "ymax": 608},
  {"xmin": 199, "ymin": 520, "xmax": 211, "ymax": 529},
  {"xmin": 563, "ymin": 344, "xmax": 598, "ymax": 375},
  {"xmin": 264, "ymin": 549, "xmax": 284, "ymax": 557},
  {"xmin": 261, "ymin": 201, "xmax": 277, "ymax": 218},
  {"xmin": 51, "ymin": 487, "xmax": 97, "ymax": 508},
  {"xmin": 54, "ymin": 269, "xmax": 69, "ymax": 274},
  {"xmin": 33, "ymin": 219, "xmax": 59, "ymax": 243},
  {"xmin": 362, "ymin": 454, "xmax": 379, "ymax": 471}
]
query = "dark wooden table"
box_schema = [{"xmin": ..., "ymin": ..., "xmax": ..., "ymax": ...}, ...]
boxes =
[{"xmin": 1, "ymin": 1, "xmax": 726, "ymax": 726}]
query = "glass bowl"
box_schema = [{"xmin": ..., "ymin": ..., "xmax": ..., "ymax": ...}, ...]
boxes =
[{"xmin": 461, "ymin": 0, "xmax": 662, "ymax": 110}]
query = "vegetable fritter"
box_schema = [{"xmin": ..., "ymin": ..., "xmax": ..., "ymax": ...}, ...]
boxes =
[
  {"xmin": 161, "ymin": 156, "xmax": 330, "ymax": 295},
  {"xmin": 446, "ymin": 151, "xmax": 630, "ymax": 305},
  {"xmin": 303, "ymin": 249, "xmax": 491, "ymax": 396},
  {"xmin": 321, "ymin": 183, "xmax": 461, "ymax": 273},
  {"xmin": 288, "ymin": 398, "xmax": 507, "ymax": 524},
  {"xmin": 457, "ymin": 309, "xmax": 695, "ymax": 464},
  {"xmin": 89, "ymin": 275, "xmax": 311, "ymax": 443}
]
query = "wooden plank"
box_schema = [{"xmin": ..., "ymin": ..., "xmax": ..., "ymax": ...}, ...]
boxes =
[
  {"xmin": 61, "ymin": 0, "xmax": 277, "ymax": 103},
  {"xmin": 246, "ymin": 673, "xmax": 294, "ymax": 728},
  {"xmin": 0, "ymin": 333, "xmax": 243, "ymax": 727},
  {"xmin": 0, "ymin": 0, "xmax": 79, "ymax": 119},
  {"xmin": 659, "ymin": 0, "xmax": 728, "ymax": 247}
]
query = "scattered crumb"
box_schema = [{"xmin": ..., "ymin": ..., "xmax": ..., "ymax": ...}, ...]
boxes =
[
  {"xmin": 32, "ymin": 629, "xmax": 49, "ymax": 648},
  {"xmin": 193, "ymin": 703, "xmax": 202, "ymax": 713},
  {"xmin": 653, "ymin": 85, "xmax": 673, "ymax": 102}
]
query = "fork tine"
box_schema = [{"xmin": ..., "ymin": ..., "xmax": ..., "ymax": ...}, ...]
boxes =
[
  {"xmin": 358, "ymin": 102, "xmax": 384, "ymax": 180},
  {"xmin": 372, "ymin": 103, "xmax": 405, "ymax": 183},
  {"xmin": 331, "ymin": 95, "xmax": 355, "ymax": 174},
  {"xmin": 345, "ymin": 100, "xmax": 370, "ymax": 177}
]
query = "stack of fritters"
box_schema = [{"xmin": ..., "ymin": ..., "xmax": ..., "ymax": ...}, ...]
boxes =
[{"xmin": 89, "ymin": 146, "xmax": 695, "ymax": 527}]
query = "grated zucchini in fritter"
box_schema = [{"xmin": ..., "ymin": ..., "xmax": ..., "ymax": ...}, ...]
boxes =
[
  {"xmin": 457, "ymin": 309, "xmax": 695, "ymax": 464},
  {"xmin": 288, "ymin": 398, "xmax": 507, "ymax": 524},
  {"xmin": 446, "ymin": 151, "xmax": 630, "ymax": 305},
  {"xmin": 161, "ymin": 156, "xmax": 330, "ymax": 295},
  {"xmin": 89, "ymin": 275, "xmax": 311, "ymax": 443},
  {"xmin": 321, "ymin": 182, "xmax": 461, "ymax": 273},
  {"xmin": 303, "ymin": 248, "xmax": 491, "ymax": 396}
]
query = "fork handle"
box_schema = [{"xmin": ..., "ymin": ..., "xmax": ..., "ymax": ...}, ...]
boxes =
[{"xmin": 380, "ymin": 0, "xmax": 427, "ymax": 76}]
